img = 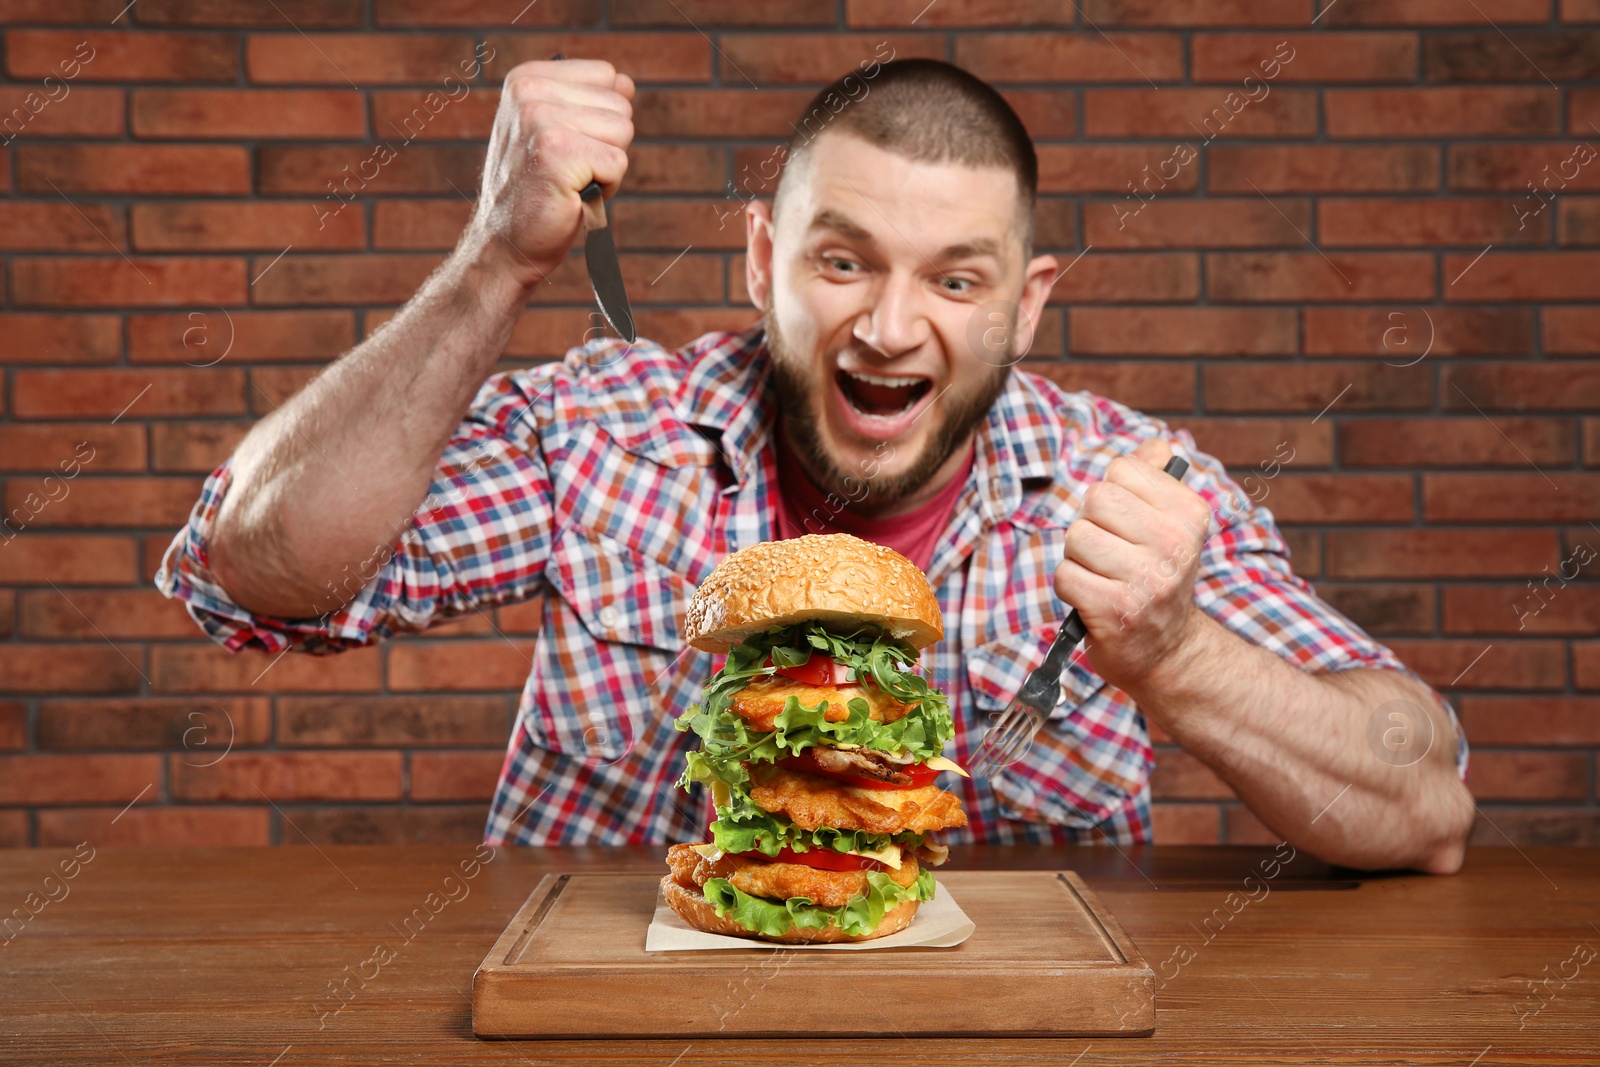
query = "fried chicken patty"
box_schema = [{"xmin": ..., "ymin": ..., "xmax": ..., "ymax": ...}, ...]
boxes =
[
  {"xmin": 729, "ymin": 676, "xmax": 914, "ymax": 732},
  {"xmin": 746, "ymin": 763, "xmax": 968, "ymax": 836},
  {"xmin": 665, "ymin": 842, "xmax": 919, "ymax": 908}
]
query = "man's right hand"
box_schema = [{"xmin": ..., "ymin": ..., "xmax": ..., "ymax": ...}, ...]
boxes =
[{"xmin": 471, "ymin": 58, "xmax": 636, "ymax": 287}]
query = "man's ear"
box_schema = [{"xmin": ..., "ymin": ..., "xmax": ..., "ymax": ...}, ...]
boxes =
[
  {"xmin": 1014, "ymin": 251, "xmax": 1060, "ymax": 359},
  {"xmin": 745, "ymin": 200, "xmax": 775, "ymax": 310}
]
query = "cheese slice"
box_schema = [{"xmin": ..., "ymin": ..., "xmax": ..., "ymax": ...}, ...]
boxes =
[
  {"xmin": 709, "ymin": 779, "xmax": 730, "ymax": 810},
  {"xmin": 842, "ymin": 842, "xmax": 903, "ymax": 870},
  {"xmin": 688, "ymin": 842, "xmax": 723, "ymax": 862},
  {"xmin": 923, "ymin": 755, "xmax": 970, "ymax": 778}
]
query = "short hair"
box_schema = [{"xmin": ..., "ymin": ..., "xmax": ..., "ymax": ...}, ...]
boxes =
[{"xmin": 773, "ymin": 58, "xmax": 1038, "ymax": 256}]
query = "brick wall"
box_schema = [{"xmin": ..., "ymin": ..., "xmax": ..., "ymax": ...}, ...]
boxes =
[{"xmin": 1, "ymin": 0, "xmax": 1596, "ymax": 849}]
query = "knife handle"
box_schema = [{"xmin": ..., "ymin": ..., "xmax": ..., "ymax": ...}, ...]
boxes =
[{"xmin": 580, "ymin": 180, "xmax": 603, "ymax": 202}]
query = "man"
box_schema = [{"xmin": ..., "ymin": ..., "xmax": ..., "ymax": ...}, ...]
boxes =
[{"xmin": 157, "ymin": 57, "xmax": 1475, "ymax": 872}]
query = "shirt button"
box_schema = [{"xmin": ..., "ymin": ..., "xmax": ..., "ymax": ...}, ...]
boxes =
[{"xmin": 598, "ymin": 604, "xmax": 620, "ymax": 629}]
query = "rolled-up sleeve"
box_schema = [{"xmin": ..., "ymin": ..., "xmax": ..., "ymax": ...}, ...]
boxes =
[
  {"xmin": 155, "ymin": 366, "xmax": 562, "ymax": 655},
  {"xmin": 1171, "ymin": 426, "xmax": 1471, "ymax": 781}
]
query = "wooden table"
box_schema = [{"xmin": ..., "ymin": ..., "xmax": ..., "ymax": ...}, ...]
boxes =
[{"xmin": 3, "ymin": 844, "xmax": 1596, "ymax": 1065}]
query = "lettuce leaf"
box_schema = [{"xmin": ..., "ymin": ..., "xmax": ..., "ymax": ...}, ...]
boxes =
[
  {"xmin": 708, "ymin": 786, "xmax": 924, "ymax": 858},
  {"xmin": 700, "ymin": 868, "xmax": 937, "ymax": 938}
]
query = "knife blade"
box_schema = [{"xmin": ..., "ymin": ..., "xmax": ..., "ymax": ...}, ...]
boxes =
[{"xmin": 579, "ymin": 179, "xmax": 637, "ymax": 344}]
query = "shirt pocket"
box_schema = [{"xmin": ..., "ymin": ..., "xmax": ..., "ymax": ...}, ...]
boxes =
[
  {"xmin": 529, "ymin": 523, "xmax": 705, "ymax": 762},
  {"xmin": 965, "ymin": 628, "xmax": 1151, "ymax": 830}
]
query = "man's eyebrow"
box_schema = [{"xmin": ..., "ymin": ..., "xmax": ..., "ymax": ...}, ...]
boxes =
[
  {"xmin": 808, "ymin": 207, "xmax": 1005, "ymax": 264},
  {"xmin": 806, "ymin": 208, "xmax": 875, "ymax": 243},
  {"xmin": 933, "ymin": 237, "xmax": 1003, "ymax": 262}
]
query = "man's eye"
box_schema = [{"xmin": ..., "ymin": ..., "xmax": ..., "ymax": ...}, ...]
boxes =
[
  {"xmin": 941, "ymin": 276, "xmax": 974, "ymax": 294},
  {"xmin": 827, "ymin": 258, "xmax": 858, "ymax": 273}
]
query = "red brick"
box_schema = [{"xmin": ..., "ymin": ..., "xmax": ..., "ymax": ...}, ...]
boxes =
[
  {"xmin": 369, "ymin": 87, "xmax": 496, "ymax": 141},
  {"xmin": 1192, "ymin": 32, "xmax": 1416, "ymax": 82},
  {"xmin": 637, "ymin": 87, "xmax": 814, "ymax": 138},
  {"xmin": 1566, "ymin": 0, "xmax": 1600, "ymax": 18},
  {"xmin": 248, "ymin": 252, "xmax": 442, "ymax": 307},
  {"xmin": 1386, "ymin": 638, "xmax": 1566, "ymax": 690},
  {"xmin": 411, "ymin": 750, "xmax": 503, "ymax": 800},
  {"xmin": 1223, "ymin": 806, "xmax": 1283, "ymax": 846},
  {"xmin": 0, "ymin": 313, "xmax": 121, "ymax": 363},
  {"xmin": 483, "ymin": 31, "xmax": 713, "ymax": 82},
  {"xmin": 247, "ymin": 34, "xmax": 483, "ymax": 84},
  {"xmin": 258, "ymin": 144, "xmax": 484, "ymax": 196},
  {"xmin": 1025, "ymin": 360, "xmax": 1195, "ymax": 413},
  {"xmin": 1328, "ymin": 88, "xmax": 1558, "ymax": 138},
  {"xmin": 0, "ymin": 85, "xmax": 122, "ymax": 139},
  {"xmin": 1460, "ymin": 696, "xmax": 1600, "ymax": 744},
  {"xmin": 1449, "ymin": 142, "xmax": 1600, "ymax": 191},
  {"xmin": 1467, "ymin": 752, "xmax": 1590, "ymax": 801},
  {"xmin": 956, "ymin": 32, "xmax": 1183, "ymax": 84},
  {"xmin": 0, "ymin": 0, "xmax": 123, "ymax": 21},
  {"xmin": 376, "ymin": 0, "xmax": 599, "ymax": 25},
  {"xmin": 1544, "ymin": 306, "xmax": 1600, "ymax": 355},
  {"xmin": 1036, "ymin": 144, "xmax": 1200, "ymax": 196},
  {"xmin": 130, "ymin": 309, "xmax": 355, "ymax": 364},
  {"xmin": 632, "ymin": 309, "xmax": 783, "ymax": 353},
  {"xmin": 1572, "ymin": 89, "xmax": 1600, "ymax": 133},
  {"xmin": 278, "ymin": 695, "xmax": 510, "ymax": 747},
  {"xmin": 1150, "ymin": 804, "xmax": 1222, "ymax": 844},
  {"xmin": 13, "ymin": 256, "xmax": 247, "ymax": 309},
  {"xmin": 1587, "ymin": 419, "xmax": 1600, "ymax": 465},
  {"xmin": 387, "ymin": 639, "xmax": 535, "ymax": 691},
  {"xmin": 1089, "ymin": 198, "xmax": 1310, "ymax": 248},
  {"xmin": 132, "ymin": 89, "xmax": 366, "ymax": 139},
  {"xmin": 149, "ymin": 423, "xmax": 248, "ymax": 472},
  {"xmin": 1469, "ymin": 809, "xmax": 1600, "ymax": 847},
  {"xmin": 13, "ymin": 368, "xmax": 246, "ymax": 419},
  {"xmin": 1327, "ymin": 529, "xmax": 1560, "ymax": 579},
  {"xmin": 1209, "ymin": 252, "xmax": 1435, "ymax": 302},
  {"xmin": 170, "ymin": 751, "xmax": 402, "ymax": 801},
  {"xmin": 1426, "ymin": 31, "xmax": 1600, "ymax": 82},
  {"xmin": 1559, "ymin": 197, "xmax": 1600, "ymax": 245},
  {"xmin": 1001, "ymin": 89, "xmax": 1078, "ymax": 139},
  {"xmin": 1444, "ymin": 585, "xmax": 1600, "ymax": 636},
  {"xmin": 1424, "ymin": 473, "xmax": 1600, "ymax": 523},
  {"xmin": 0, "ymin": 202, "xmax": 123, "ymax": 252},
  {"xmin": 1443, "ymin": 363, "xmax": 1600, "ymax": 412},
  {"xmin": 1048, "ymin": 252, "xmax": 1199, "ymax": 304},
  {"xmin": 5, "ymin": 476, "xmax": 204, "ymax": 530},
  {"xmin": 1320, "ymin": 197, "xmax": 1548, "ymax": 247},
  {"xmin": 36, "ymin": 697, "xmax": 270, "ymax": 749},
  {"xmin": 1070, "ymin": 307, "xmax": 1297, "ymax": 357},
  {"xmin": 0, "ymin": 423, "xmax": 146, "ymax": 472},
  {"xmin": 134, "ymin": 0, "xmax": 364, "ymax": 26},
  {"xmin": 1210, "ymin": 144, "xmax": 1439, "ymax": 193},
  {"xmin": 1246, "ymin": 474, "xmax": 1414, "ymax": 524},
  {"xmin": 1318, "ymin": 582, "xmax": 1436, "ymax": 634},
  {"xmin": 1150, "ymin": 749, "xmax": 1232, "ymax": 799},
  {"xmin": 1304, "ymin": 306, "xmax": 1534, "ymax": 357},
  {"xmin": 36, "ymin": 807, "xmax": 272, "ymax": 847},
  {"xmin": 1322, "ymin": 0, "xmax": 1551, "ymax": 25},
  {"xmin": 20, "ymin": 586, "xmax": 198, "ymax": 642},
  {"xmin": 1086, "ymin": 0, "xmax": 1309, "ymax": 24},
  {"xmin": 0, "ymin": 645, "xmax": 143, "ymax": 694},
  {"xmin": 1342, "ymin": 418, "xmax": 1576, "ymax": 467},
  {"xmin": 0, "ymin": 536, "xmax": 137, "ymax": 585},
  {"xmin": 0, "ymin": 754, "xmax": 160, "ymax": 803},
  {"xmin": 1283, "ymin": 528, "xmax": 1320, "ymax": 577},
  {"xmin": 132, "ymin": 201, "xmax": 364, "ymax": 252},
  {"xmin": 286, "ymin": 804, "xmax": 486, "ymax": 844},
  {"xmin": 151, "ymin": 644, "xmax": 383, "ymax": 694},
  {"xmin": 1085, "ymin": 88, "xmax": 1317, "ymax": 138},
  {"xmin": 6, "ymin": 30, "xmax": 237, "ymax": 82},
  {"xmin": 1581, "ymin": 643, "xmax": 1600, "ymax": 689},
  {"xmin": 372, "ymin": 200, "xmax": 472, "ymax": 250},
  {"xmin": 1172, "ymin": 417, "xmax": 1334, "ymax": 467},
  {"xmin": 19, "ymin": 145, "xmax": 249, "ymax": 194},
  {"xmin": 0, "ymin": 701, "xmax": 24, "ymax": 750},
  {"xmin": 622, "ymin": 145, "xmax": 726, "ymax": 194},
  {"xmin": 495, "ymin": 596, "xmax": 545, "ymax": 635},
  {"xmin": 845, "ymin": 0, "xmax": 1071, "ymax": 26},
  {"xmin": 606, "ymin": 199, "xmax": 751, "ymax": 252},
  {"xmin": 1450, "ymin": 252, "xmax": 1600, "ymax": 301}
]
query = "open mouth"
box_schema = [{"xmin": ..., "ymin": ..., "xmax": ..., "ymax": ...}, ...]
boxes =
[{"xmin": 835, "ymin": 370, "xmax": 934, "ymax": 419}]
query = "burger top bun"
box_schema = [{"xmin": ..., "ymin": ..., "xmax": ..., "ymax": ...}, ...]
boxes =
[
  {"xmin": 660, "ymin": 874, "xmax": 919, "ymax": 944},
  {"xmin": 682, "ymin": 533, "xmax": 943, "ymax": 654}
]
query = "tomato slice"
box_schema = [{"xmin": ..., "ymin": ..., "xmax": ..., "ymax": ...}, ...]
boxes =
[
  {"xmin": 730, "ymin": 845, "xmax": 888, "ymax": 872},
  {"xmin": 777, "ymin": 747, "xmax": 941, "ymax": 791},
  {"xmin": 762, "ymin": 652, "xmax": 854, "ymax": 686}
]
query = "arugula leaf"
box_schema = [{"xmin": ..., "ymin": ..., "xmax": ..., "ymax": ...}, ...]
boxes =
[{"xmin": 700, "ymin": 868, "xmax": 937, "ymax": 938}]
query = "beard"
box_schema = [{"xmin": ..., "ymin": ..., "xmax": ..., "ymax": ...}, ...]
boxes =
[{"xmin": 762, "ymin": 303, "xmax": 1011, "ymax": 509}]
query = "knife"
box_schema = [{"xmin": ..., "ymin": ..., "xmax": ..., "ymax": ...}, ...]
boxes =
[{"xmin": 549, "ymin": 53, "xmax": 637, "ymax": 344}]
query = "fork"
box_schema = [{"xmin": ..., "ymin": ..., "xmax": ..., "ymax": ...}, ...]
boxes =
[{"xmin": 968, "ymin": 455, "xmax": 1191, "ymax": 778}]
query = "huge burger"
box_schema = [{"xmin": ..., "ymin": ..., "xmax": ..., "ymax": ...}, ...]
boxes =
[{"xmin": 664, "ymin": 533, "xmax": 969, "ymax": 944}]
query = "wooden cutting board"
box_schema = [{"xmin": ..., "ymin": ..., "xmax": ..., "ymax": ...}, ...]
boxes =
[{"xmin": 471, "ymin": 870, "xmax": 1155, "ymax": 1039}]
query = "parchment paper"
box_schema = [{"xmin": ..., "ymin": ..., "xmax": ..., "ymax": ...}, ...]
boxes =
[{"xmin": 644, "ymin": 878, "xmax": 974, "ymax": 951}]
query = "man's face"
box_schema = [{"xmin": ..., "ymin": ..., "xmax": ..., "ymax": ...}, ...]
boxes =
[{"xmin": 747, "ymin": 131, "xmax": 1057, "ymax": 509}]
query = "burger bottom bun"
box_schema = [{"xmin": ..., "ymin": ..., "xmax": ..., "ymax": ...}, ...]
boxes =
[{"xmin": 659, "ymin": 875, "xmax": 919, "ymax": 945}]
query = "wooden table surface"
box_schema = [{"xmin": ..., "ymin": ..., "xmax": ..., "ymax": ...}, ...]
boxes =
[{"xmin": 3, "ymin": 843, "xmax": 1596, "ymax": 1065}]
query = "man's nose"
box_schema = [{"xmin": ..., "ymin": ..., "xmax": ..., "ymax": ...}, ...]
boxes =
[{"xmin": 852, "ymin": 270, "xmax": 929, "ymax": 358}]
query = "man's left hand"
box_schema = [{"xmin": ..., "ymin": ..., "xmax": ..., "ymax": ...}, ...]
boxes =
[{"xmin": 1051, "ymin": 437, "xmax": 1214, "ymax": 694}]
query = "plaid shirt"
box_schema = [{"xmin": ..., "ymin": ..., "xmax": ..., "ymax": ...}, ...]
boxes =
[{"xmin": 157, "ymin": 322, "xmax": 1469, "ymax": 847}]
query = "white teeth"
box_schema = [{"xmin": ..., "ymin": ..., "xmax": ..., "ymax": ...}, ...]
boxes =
[{"xmin": 845, "ymin": 370, "xmax": 927, "ymax": 388}]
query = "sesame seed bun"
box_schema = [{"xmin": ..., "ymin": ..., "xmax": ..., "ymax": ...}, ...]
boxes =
[{"xmin": 682, "ymin": 534, "xmax": 943, "ymax": 653}]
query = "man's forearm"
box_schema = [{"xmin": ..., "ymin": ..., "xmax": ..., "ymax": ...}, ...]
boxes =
[
  {"xmin": 1129, "ymin": 609, "xmax": 1476, "ymax": 873},
  {"xmin": 210, "ymin": 231, "xmax": 533, "ymax": 618}
]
